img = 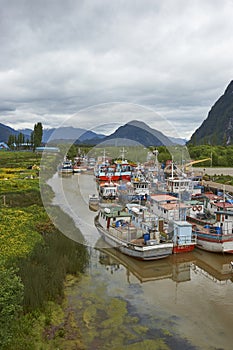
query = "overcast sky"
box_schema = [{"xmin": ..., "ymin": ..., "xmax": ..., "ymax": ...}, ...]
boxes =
[{"xmin": 0, "ymin": 0, "xmax": 233, "ymax": 139}]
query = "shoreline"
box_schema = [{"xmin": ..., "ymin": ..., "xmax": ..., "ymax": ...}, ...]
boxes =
[{"xmin": 193, "ymin": 167, "xmax": 233, "ymax": 176}]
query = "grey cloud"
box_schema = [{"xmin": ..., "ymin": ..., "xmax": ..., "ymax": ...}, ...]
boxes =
[{"xmin": 0, "ymin": 0, "xmax": 232, "ymax": 139}]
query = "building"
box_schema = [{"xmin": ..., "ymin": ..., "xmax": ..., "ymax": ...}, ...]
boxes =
[{"xmin": 0, "ymin": 142, "xmax": 9, "ymax": 150}]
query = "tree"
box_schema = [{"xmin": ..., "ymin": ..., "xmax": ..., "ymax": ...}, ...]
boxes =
[
  {"xmin": 32, "ymin": 123, "xmax": 43, "ymax": 151},
  {"xmin": 17, "ymin": 132, "xmax": 25, "ymax": 149},
  {"xmin": 67, "ymin": 144, "xmax": 77, "ymax": 160},
  {"xmin": 7, "ymin": 135, "xmax": 15, "ymax": 149}
]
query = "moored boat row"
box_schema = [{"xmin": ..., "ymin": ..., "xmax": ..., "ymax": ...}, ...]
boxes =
[{"xmin": 90, "ymin": 152, "xmax": 233, "ymax": 259}]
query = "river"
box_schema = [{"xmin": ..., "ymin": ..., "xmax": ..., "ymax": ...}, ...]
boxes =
[{"xmin": 47, "ymin": 173, "xmax": 233, "ymax": 350}]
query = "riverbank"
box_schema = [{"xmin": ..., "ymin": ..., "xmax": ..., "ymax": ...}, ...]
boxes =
[
  {"xmin": 0, "ymin": 152, "xmax": 89, "ymax": 349},
  {"xmin": 193, "ymin": 167, "xmax": 233, "ymax": 176}
]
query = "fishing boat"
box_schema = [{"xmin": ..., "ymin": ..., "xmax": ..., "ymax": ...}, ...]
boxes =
[
  {"xmin": 131, "ymin": 172, "xmax": 150, "ymax": 197},
  {"xmin": 127, "ymin": 203, "xmax": 196, "ymax": 254},
  {"xmin": 192, "ymin": 223, "xmax": 233, "ymax": 253},
  {"xmin": 94, "ymin": 206, "xmax": 173, "ymax": 261},
  {"xmin": 188, "ymin": 199, "xmax": 233, "ymax": 253},
  {"xmin": 98, "ymin": 181, "xmax": 118, "ymax": 201},
  {"xmin": 95, "ymin": 160, "xmax": 135, "ymax": 182},
  {"xmin": 57, "ymin": 160, "xmax": 73, "ymax": 175},
  {"xmin": 88, "ymin": 194, "xmax": 99, "ymax": 211}
]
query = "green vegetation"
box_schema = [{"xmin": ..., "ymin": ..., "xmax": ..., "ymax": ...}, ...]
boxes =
[
  {"xmin": 70, "ymin": 144, "xmax": 233, "ymax": 167},
  {"xmin": 7, "ymin": 122, "xmax": 43, "ymax": 151},
  {"xmin": 187, "ymin": 144, "xmax": 233, "ymax": 167},
  {"xmin": 0, "ymin": 265, "xmax": 24, "ymax": 348},
  {"xmin": 0, "ymin": 150, "xmax": 41, "ymax": 168},
  {"xmin": 32, "ymin": 122, "xmax": 43, "ymax": 151},
  {"xmin": 0, "ymin": 151, "xmax": 89, "ymax": 349}
]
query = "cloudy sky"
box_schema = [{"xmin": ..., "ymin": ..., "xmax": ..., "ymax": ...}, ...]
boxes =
[{"xmin": 0, "ymin": 0, "xmax": 233, "ymax": 139}]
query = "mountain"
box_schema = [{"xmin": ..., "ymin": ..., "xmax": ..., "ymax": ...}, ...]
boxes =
[
  {"xmin": 92, "ymin": 120, "xmax": 173, "ymax": 147},
  {"xmin": 0, "ymin": 123, "xmax": 19, "ymax": 142},
  {"xmin": 189, "ymin": 81, "xmax": 233, "ymax": 145},
  {"xmin": 168, "ymin": 136, "xmax": 187, "ymax": 145},
  {"xmin": 18, "ymin": 122, "xmax": 174, "ymax": 146},
  {"xmin": 1, "ymin": 121, "xmax": 177, "ymax": 146},
  {"xmin": 17, "ymin": 128, "xmax": 32, "ymax": 138},
  {"xmin": 43, "ymin": 127, "xmax": 105, "ymax": 143}
]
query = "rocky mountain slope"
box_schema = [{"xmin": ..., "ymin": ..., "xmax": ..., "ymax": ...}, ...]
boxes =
[{"xmin": 189, "ymin": 81, "xmax": 233, "ymax": 145}]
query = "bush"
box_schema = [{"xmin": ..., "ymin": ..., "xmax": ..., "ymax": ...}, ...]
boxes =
[{"xmin": 0, "ymin": 263, "xmax": 24, "ymax": 348}]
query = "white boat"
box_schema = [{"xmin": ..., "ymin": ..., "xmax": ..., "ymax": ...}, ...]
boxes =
[
  {"xmin": 99, "ymin": 181, "xmax": 118, "ymax": 201},
  {"xmin": 88, "ymin": 194, "xmax": 99, "ymax": 212},
  {"xmin": 94, "ymin": 206, "xmax": 173, "ymax": 261},
  {"xmin": 131, "ymin": 172, "xmax": 150, "ymax": 197},
  {"xmin": 57, "ymin": 160, "xmax": 73, "ymax": 175},
  {"xmin": 126, "ymin": 203, "xmax": 196, "ymax": 254},
  {"xmin": 192, "ymin": 223, "xmax": 233, "ymax": 253},
  {"xmin": 188, "ymin": 200, "xmax": 233, "ymax": 253}
]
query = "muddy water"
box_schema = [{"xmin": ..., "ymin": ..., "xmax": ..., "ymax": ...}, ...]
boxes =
[{"xmin": 48, "ymin": 173, "xmax": 233, "ymax": 350}]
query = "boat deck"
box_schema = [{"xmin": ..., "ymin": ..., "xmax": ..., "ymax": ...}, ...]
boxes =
[{"xmin": 108, "ymin": 224, "xmax": 141, "ymax": 241}]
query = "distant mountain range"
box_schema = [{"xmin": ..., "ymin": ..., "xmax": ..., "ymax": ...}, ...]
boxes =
[
  {"xmin": 0, "ymin": 121, "xmax": 186, "ymax": 146},
  {"xmin": 91, "ymin": 120, "xmax": 174, "ymax": 147},
  {"xmin": 189, "ymin": 80, "xmax": 233, "ymax": 145},
  {"xmin": 0, "ymin": 123, "xmax": 19, "ymax": 141},
  {"xmin": 1, "ymin": 80, "xmax": 233, "ymax": 146}
]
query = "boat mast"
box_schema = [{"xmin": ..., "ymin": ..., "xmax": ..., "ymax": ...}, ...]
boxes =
[
  {"xmin": 102, "ymin": 149, "xmax": 106, "ymax": 164},
  {"xmin": 120, "ymin": 147, "xmax": 127, "ymax": 161},
  {"xmin": 171, "ymin": 156, "xmax": 174, "ymax": 180}
]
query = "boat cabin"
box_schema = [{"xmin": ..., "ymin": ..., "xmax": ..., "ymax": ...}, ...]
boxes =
[
  {"xmin": 150, "ymin": 194, "xmax": 188, "ymax": 221},
  {"xmin": 99, "ymin": 182, "xmax": 118, "ymax": 199},
  {"xmin": 214, "ymin": 203, "xmax": 233, "ymax": 234}
]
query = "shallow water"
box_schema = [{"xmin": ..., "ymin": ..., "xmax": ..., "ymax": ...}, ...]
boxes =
[{"xmin": 47, "ymin": 173, "xmax": 233, "ymax": 350}]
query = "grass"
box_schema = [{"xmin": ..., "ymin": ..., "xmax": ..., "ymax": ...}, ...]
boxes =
[{"xmin": 0, "ymin": 151, "xmax": 89, "ymax": 350}]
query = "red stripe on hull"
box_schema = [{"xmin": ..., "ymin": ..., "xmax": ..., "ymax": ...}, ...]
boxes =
[
  {"xmin": 120, "ymin": 175, "xmax": 131, "ymax": 181},
  {"xmin": 173, "ymin": 245, "xmax": 195, "ymax": 254},
  {"xmin": 97, "ymin": 176, "xmax": 120, "ymax": 182}
]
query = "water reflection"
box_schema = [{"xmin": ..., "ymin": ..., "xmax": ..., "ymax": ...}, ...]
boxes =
[
  {"xmin": 96, "ymin": 239, "xmax": 233, "ymax": 285},
  {"xmin": 192, "ymin": 250, "xmax": 233, "ymax": 283}
]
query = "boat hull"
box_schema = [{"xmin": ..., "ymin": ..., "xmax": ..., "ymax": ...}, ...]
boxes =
[
  {"xmin": 97, "ymin": 174, "xmax": 120, "ymax": 181},
  {"xmin": 95, "ymin": 217, "xmax": 173, "ymax": 261},
  {"xmin": 97, "ymin": 173, "xmax": 131, "ymax": 182},
  {"xmin": 88, "ymin": 195, "xmax": 99, "ymax": 212},
  {"xmin": 89, "ymin": 203, "xmax": 99, "ymax": 212},
  {"xmin": 173, "ymin": 244, "xmax": 196, "ymax": 254},
  {"xmin": 58, "ymin": 169, "xmax": 73, "ymax": 176},
  {"xmin": 195, "ymin": 233, "xmax": 233, "ymax": 253}
]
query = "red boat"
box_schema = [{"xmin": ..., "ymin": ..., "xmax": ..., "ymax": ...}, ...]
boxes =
[{"xmin": 95, "ymin": 160, "xmax": 135, "ymax": 182}]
